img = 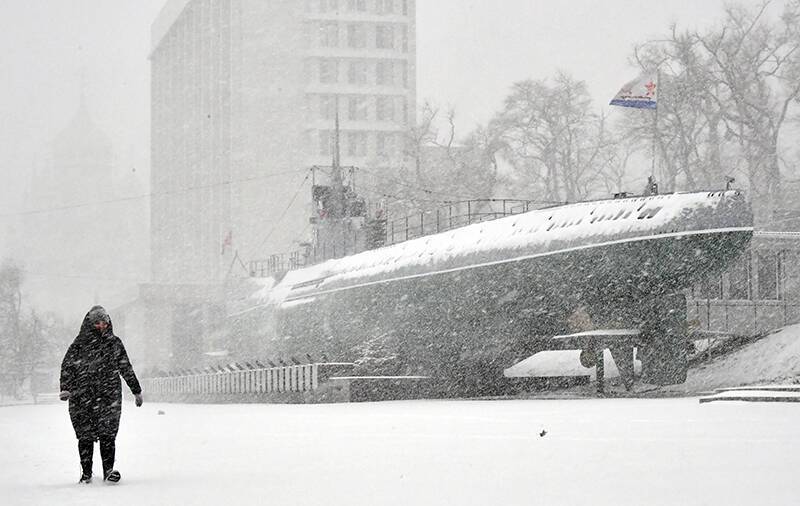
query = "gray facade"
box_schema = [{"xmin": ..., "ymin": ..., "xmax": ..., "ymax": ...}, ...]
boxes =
[{"xmin": 688, "ymin": 231, "xmax": 800, "ymax": 337}]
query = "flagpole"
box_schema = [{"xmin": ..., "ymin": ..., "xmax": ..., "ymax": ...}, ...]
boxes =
[
  {"xmin": 651, "ymin": 68, "xmax": 660, "ymax": 179},
  {"xmin": 609, "ymin": 70, "xmax": 661, "ymax": 194}
]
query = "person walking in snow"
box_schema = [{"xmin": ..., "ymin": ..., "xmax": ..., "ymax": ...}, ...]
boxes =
[{"xmin": 59, "ymin": 305, "xmax": 143, "ymax": 484}]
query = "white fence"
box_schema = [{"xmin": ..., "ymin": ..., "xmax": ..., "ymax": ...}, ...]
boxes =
[{"xmin": 142, "ymin": 363, "xmax": 353, "ymax": 397}]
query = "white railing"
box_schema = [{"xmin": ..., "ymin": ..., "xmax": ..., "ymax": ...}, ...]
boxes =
[{"xmin": 141, "ymin": 363, "xmax": 353, "ymax": 397}]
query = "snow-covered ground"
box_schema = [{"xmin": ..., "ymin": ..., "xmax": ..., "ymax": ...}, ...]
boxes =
[
  {"xmin": 2, "ymin": 398, "xmax": 798, "ymax": 506},
  {"xmin": 674, "ymin": 323, "xmax": 800, "ymax": 393}
]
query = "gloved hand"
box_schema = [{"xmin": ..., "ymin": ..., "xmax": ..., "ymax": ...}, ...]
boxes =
[
  {"xmin": 59, "ymin": 391, "xmax": 71, "ymax": 401},
  {"xmin": 134, "ymin": 393, "xmax": 143, "ymax": 407}
]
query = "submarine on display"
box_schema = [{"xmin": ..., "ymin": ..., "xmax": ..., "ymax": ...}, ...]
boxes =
[{"xmin": 230, "ymin": 189, "xmax": 753, "ymax": 396}]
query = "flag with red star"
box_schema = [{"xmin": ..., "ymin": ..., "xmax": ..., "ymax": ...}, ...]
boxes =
[
  {"xmin": 610, "ymin": 74, "xmax": 658, "ymax": 110},
  {"xmin": 220, "ymin": 230, "xmax": 232, "ymax": 255}
]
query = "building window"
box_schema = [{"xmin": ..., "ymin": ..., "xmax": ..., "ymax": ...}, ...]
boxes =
[
  {"xmin": 319, "ymin": 95, "xmax": 337, "ymax": 120},
  {"xmin": 319, "ymin": 59, "xmax": 339, "ymax": 83},
  {"xmin": 376, "ymin": 61, "xmax": 394, "ymax": 85},
  {"xmin": 758, "ymin": 251, "xmax": 781, "ymax": 300},
  {"xmin": 401, "ymin": 26, "xmax": 408, "ymax": 52},
  {"xmin": 347, "ymin": 0, "xmax": 366, "ymax": 11},
  {"xmin": 347, "ymin": 60, "xmax": 367, "ymax": 84},
  {"xmin": 376, "ymin": 25, "xmax": 394, "ymax": 49},
  {"xmin": 348, "ymin": 96, "xmax": 368, "ymax": 120},
  {"xmin": 376, "ymin": 0, "xmax": 394, "ymax": 14},
  {"xmin": 319, "ymin": 130, "xmax": 334, "ymax": 156},
  {"xmin": 728, "ymin": 253, "xmax": 751, "ymax": 300},
  {"xmin": 347, "ymin": 24, "xmax": 366, "ymax": 48},
  {"xmin": 401, "ymin": 60, "xmax": 408, "ymax": 88},
  {"xmin": 347, "ymin": 131, "xmax": 368, "ymax": 156},
  {"xmin": 401, "ymin": 96, "xmax": 408, "ymax": 125},
  {"xmin": 376, "ymin": 132, "xmax": 394, "ymax": 156},
  {"xmin": 320, "ymin": 22, "xmax": 339, "ymax": 47},
  {"xmin": 376, "ymin": 95, "xmax": 395, "ymax": 121},
  {"xmin": 319, "ymin": 0, "xmax": 339, "ymax": 12},
  {"xmin": 402, "ymin": 0, "xmax": 408, "ymax": 15},
  {"xmin": 303, "ymin": 59, "xmax": 313, "ymax": 84},
  {"xmin": 698, "ymin": 276, "xmax": 723, "ymax": 300}
]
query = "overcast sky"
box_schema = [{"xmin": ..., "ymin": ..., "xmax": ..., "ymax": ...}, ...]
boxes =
[{"xmin": 0, "ymin": 0, "xmax": 784, "ymax": 212}]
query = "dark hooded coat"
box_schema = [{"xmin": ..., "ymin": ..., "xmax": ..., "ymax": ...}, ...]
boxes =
[{"xmin": 60, "ymin": 306, "xmax": 141, "ymax": 440}]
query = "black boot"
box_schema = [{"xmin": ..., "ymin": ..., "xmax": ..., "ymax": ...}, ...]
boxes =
[
  {"xmin": 78, "ymin": 438, "xmax": 94, "ymax": 484},
  {"xmin": 104, "ymin": 469, "xmax": 121, "ymax": 483},
  {"xmin": 100, "ymin": 437, "xmax": 120, "ymax": 483}
]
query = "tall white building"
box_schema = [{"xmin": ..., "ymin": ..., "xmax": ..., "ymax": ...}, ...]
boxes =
[{"xmin": 150, "ymin": 0, "xmax": 416, "ymax": 285}]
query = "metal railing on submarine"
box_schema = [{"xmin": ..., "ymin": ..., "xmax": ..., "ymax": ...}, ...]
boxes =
[{"xmin": 249, "ymin": 198, "xmax": 537, "ymax": 278}]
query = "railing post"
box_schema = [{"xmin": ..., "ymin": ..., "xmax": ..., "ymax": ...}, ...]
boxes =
[
  {"xmin": 436, "ymin": 208, "xmax": 440, "ymax": 232},
  {"xmin": 297, "ymin": 366, "xmax": 303, "ymax": 392}
]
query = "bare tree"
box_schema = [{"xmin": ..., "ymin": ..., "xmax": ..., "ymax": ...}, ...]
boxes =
[
  {"xmin": 491, "ymin": 72, "xmax": 618, "ymax": 203},
  {"xmin": 405, "ymin": 101, "xmax": 442, "ymax": 185},
  {"xmin": 0, "ymin": 261, "xmax": 23, "ymax": 398},
  {"xmin": 0, "ymin": 261, "xmax": 62, "ymax": 400},
  {"xmin": 371, "ymin": 103, "xmax": 505, "ymax": 220},
  {"xmin": 627, "ymin": 2, "xmax": 800, "ymax": 227},
  {"xmin": 698, "ymin": 2, "xmax": 800, "ymax": 223},
  {"xmin": 600, "ymin": 141, "xmax": 638, "ymax": 196},
  {"xmin": 630, "ymin": 27, "xmax": 719, "ymax": 191},
  {"xmin": 452, "ymin": 125, "xmax": 505, "ymax": 198}
]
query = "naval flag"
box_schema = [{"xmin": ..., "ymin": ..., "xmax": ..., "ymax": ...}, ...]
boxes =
[
  {"xmin": 221, "ymin": 230, "xmax": 232, "ymax": 255},
  {"xmin": 610, "ymin": 74, "xmax": 658, "ymax": 109}
]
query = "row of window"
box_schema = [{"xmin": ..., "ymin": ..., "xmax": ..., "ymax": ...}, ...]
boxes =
[
  {"xmin": 310, "ymin": 0, "xmax": 410, "ymax": 16},
  {"xmin": 315, "ymin": 58, "xmax": 409, "ymax": 87},
  {"xmin": 316, "ymin": 22, "xmax": 409, "ymax": 52},
  {"xmin": 312, "ymin": 94, "xmax": 408, "ymax": 123},
  {"xmin": 693, "ymin": 251, "xmax": 784, "ymax": 301},
  {"xmin": 317, "ymin": 130, "xmax": 405, "ymax": 158}
]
